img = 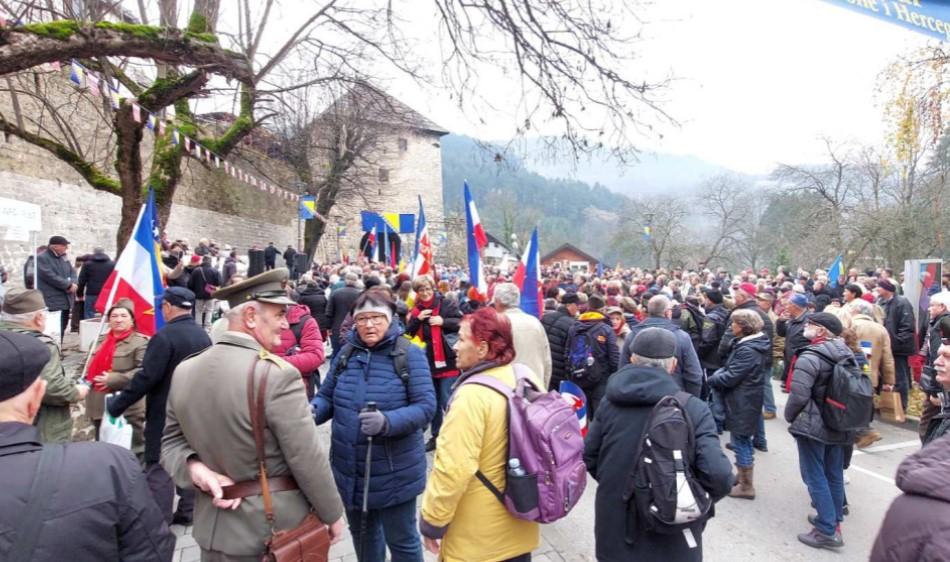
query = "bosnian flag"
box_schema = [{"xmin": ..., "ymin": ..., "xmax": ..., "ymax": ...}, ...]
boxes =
[
  {"xmin": 411, "ymin": 195, "xmax": 433, "ymax": 278},
  {"xmin": 512, "ymin": 227, "xmax": 543, "ymax": 318},
  {"xmin": 464, "ymin": 181, "xmax": 487, "ymax": 295},
  {"xmin": 95, "ymin": 189, "xmax": 165, "ymax": 335},
  {"xmin": 559, "ymin": 380, "xmax": 589, "ymax": 436}
]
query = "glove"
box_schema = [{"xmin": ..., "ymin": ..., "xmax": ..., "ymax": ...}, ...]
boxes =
[{"xmin": 359, "ymin": 410, "xmax": 389, "ymax": 436}]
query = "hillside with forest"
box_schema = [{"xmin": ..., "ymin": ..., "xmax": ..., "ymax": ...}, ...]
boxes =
[{"xmin": 440, "ymin": 134, "xmax": 632, "ymax": 262}]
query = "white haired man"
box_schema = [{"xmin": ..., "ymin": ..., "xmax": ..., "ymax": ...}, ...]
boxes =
[{"xmin": 493, "ymin": 283, "xmax": 552, "ymax": 387}]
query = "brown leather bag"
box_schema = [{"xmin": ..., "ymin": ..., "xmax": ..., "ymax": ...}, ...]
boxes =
[{"xmin": 245, "ymin": 359, "xmax": 331, "ymax": 562}]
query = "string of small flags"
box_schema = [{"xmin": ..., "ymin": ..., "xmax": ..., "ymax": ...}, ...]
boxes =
[{"xmin": 50, "ymin": 58, "xmax": 301, "ymax": 202}]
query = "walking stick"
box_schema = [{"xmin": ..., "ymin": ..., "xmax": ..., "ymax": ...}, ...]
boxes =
[{"xmin": 359, "ymin": 401, "xmax": 378, "ymax": 562}]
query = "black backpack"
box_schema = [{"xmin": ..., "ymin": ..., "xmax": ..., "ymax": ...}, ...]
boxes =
[
  {"xmin": 332, "ymin": 336, "xmax": 411, "ymax": 390},
  {"xmin": 565, "ymin": 326, "xmax": 606, "ymax": 390},
  {"xmin": 807, "ymin": 350, "xmax": 874, "ymax": 432},
  {"xmin": 623, "ymin": 392, "xmax": 713, "ymax": 544}
]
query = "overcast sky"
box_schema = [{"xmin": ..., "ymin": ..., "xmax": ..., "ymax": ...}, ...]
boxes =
[{"xmin": 381, "ymin": 0, "xmax": 934, "ymax": 175}]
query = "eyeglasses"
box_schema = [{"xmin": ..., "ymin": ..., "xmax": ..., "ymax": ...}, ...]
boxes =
[{"xmin": 355, "ymin": 315, "xmax": 389, "ymax": 327}]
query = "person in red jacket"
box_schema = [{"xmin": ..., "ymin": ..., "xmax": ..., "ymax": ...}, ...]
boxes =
[{"xmin": 271, "ymin": 303, "xmax": 326, "ymax": 399}]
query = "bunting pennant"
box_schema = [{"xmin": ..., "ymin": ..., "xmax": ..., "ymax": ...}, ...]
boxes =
[{"xmin": 56, "ymin": 58, "xmax": 303, "ymax": 204}]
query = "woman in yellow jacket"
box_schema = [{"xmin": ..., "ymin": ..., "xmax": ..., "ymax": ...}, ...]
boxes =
[{"xmin": 420, "ymin": 307, "xmax": 540, "ymax": 562}]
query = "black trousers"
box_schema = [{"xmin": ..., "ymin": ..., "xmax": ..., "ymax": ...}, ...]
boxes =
[{"xmin": 145, "ymin": 463, "xmax": 195, "ymax": 523}]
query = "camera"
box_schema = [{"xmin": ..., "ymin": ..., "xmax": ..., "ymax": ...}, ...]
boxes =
[{"xmin": 921, "ymin": 365, "xmax": 943, "ymax": 395}]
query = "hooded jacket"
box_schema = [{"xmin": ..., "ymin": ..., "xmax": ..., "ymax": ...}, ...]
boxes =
[
  {"xmin": 312, "ymin": 322, "xmax": 435, "ymax": 510},
  {"xmin": 784, "ymin": 338, "xmax": 855, "ymax": 445},
  {"xmin": 871, "ymin": 432, "xmax": 950, "ymax": 561},
  {"xmin": 709, "ymin": 333, "xmax": 770, "ymax": 436},
  {"xmin": 622, "ymin": 317, "xmax": 704, "ymax": 397},
  {"xmin": 718, "ymin": 300, "xmax": 773, "ymax": 367},
  {"xmin": 271, "ymin": 304, "xmax": 325, "ymax": 377},
  {"xmin": 541, "ymin": 305, "xmax": 576, "ymax": 390},
  {"xmin": 584, "ymin": 364, "xmax": 734, "ymax": 562},
  {"xmin": 297, "ymin": 284, "xmax": 330, "ymax": 331}
]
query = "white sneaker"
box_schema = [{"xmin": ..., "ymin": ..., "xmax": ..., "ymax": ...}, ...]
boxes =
[{"xmin": 844, "ymin": 472, "xmax": 850, "ymax": 485}]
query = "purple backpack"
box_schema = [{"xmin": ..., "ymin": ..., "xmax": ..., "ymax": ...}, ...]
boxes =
[{"xmin": 462, "ymin": 363, "xmax": 587, "ymax": 523}]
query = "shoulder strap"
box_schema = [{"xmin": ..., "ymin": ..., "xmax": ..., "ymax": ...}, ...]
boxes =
[
  {"xmin": 390, "ymin": 337, "xmax": 411, "ymax": 387},
  {"xmin": 290, "ymin": 314, "xmax": 311, "ymax": 345},
  {"xmin": 8, "ymin": 444, "xmax": 63, "ymax": 561},
  {"xmin": 332, "ymin": 344, "xmax": 355, "ymax": 378},
  {"xmin": 246, "ymin": 358, "xmax": 274, "ymax": 525},
  {"xmin": 670, "ymin": 391, "xmax": 698, "ymax": 459}
]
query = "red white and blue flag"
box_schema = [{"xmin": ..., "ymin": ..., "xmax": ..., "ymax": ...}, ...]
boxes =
[
  {"xmin": 559, "ymin": 380, "xmax": 588, "ymax": 437},
  {"xmin": 464, "ymin": 182, "xmax": 487, "ymax": 296},
  {"xmin": 95, "ymin": 189, "xmax": 165, "ymax": 336},
  {"xmin": 411, "ymin": 195, "xmax": 434, "ymax": 279},
  {"xmin": 366, "ymin": 224, "xmax": 378, "ymax": 261},
  {"xmin": 513, "ymin": 227, "xmax": 542, "ymax": 318}
]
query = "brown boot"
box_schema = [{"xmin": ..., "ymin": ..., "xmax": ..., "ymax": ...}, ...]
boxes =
[
  {"xmin": 729, "ymin": 466, "xmax": 755, "ymax": 500},
  {"xmin": 855, "ymin": 430, "xmax": 882, "ymax": 449}
]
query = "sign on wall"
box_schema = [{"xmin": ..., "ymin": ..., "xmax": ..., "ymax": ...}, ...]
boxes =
[{"xmin": 0, "ymin": 196, "xmax": 42, "ymax": 241}]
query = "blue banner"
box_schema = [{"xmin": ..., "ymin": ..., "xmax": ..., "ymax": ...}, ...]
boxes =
[{"xmin": 821, "ymin": 0, "xmax": 950, "ymax": 42}]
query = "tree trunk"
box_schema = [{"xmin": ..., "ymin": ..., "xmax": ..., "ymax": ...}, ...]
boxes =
[{"xmin": 114, "ymin": 105, "xmax": 145, "ymax": 249}]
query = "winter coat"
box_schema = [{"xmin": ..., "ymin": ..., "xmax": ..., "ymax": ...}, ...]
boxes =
[
  {"xmin": 504, "ymin": 307, "xmax": 553, "ymax": 388},
  {"xmin": 297, "ymin": 284, "xmax": 330, "ymax": 331},
  {"xmin": 698, "ymin": 304, "xmax": 729, "ymax": 369},
  {"xmin": 709, "ymin": 333, "xmax": 769, "ymax": 437},
  {"xmin": 326, "ymin": 285, "xmax": 361, "ymax": 333},
  {"xmin": 187, "ymin": 264, "xmax": 221, "ymax": 300},
  {"xmin": 0, "ymin": 322, "xmax": 79, "ymax": 443},
  {"xmin": 271, "ymin": 304, "xmax": 324, "ymax": 377},
  {"xmin": 107, "ymin": 314, "xmax": 211, "ymax": 464},
  {"xmin": 622, "ymin": 317, "xmax": 704, "ymax": 397},
  {"xmin": 777, "ymin": 311, "xmax": 811, "ymax": 377},
  {"xmin": 541, "ymin": 306, "xmax": 576, "ymax": 389},
  {"xmin": 76, "ymin": 251, "xmax": 114, "ymax": 299},
  {"xmin": 718, "ymin": 300, "xmax": 773, "ymax": 367},
  {"xmin": 852, "ymin": 314, "xmax": 896, "ymax": 388},
  {"xmin": 871, "ymin": 431, "xmax": 950, "ymax": 561},
  {"xmin": 419, "ymin": 362, "xmax": 542, "ymax": 562},
  {"xmin": 35, "ymin": 249, "xmax": 75, "ymax": 312},
  {"xmin": 405, "ymin": 293, "xmax": 462, "ymax": 377},
  {"xmin": 264, "ymin": 245, "xmax": 279, "ymax": 266},
  {"xmin": 282, "ymin": 247, "xmax": 296, "ymax": 267},
  {"xmin": 222, "ymin": 256, "xmax": 238, "ymax": 286},
  {"xmin": 583, "ymin": 364, "xmax": 734, "ymax": 562},
  {"xmin": 312, "ymin": 322, "xmax": 435, "ymax": 510},
  {"xmin": 0, "ymin": 423, "xmax": 175, "ymax": 561},
  {"xmin": 784, "ymin": 338, "xmax": 855, "ymax": 445},
  {"xmin": 566, "ymin": 312, "xmax": 619, "ymax": 382},
  {"xmin": 880, "ymin": 294, "xmax": 917, "ymax": 356},
  {"xmin": 87, "ymin": 332, "xmax": 148, "ymax": 459}
]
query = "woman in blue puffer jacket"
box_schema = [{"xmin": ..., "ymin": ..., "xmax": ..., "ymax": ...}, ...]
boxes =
[{"xmin": 312, "ymin": 290, "xmax": 436, "ymax": 562}]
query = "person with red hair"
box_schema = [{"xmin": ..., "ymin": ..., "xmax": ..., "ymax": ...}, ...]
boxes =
[{"xmin": 420, "ymin": 307, "xmax": 541, "ymax": 561}]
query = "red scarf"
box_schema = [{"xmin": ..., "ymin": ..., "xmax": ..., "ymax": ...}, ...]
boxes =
[
  {"xmin": 784, "ymin": 334, "xmax": 826, "ymax": 393},
  {"xmin": 86, "ymin": 329, "xmax": 134, "ymax": 391},
  {"xmin": 412, "ymin": 297, "xmax": 448, "ymax": 369}
]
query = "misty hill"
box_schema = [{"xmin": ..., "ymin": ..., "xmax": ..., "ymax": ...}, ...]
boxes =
[
  {"xmin": 441, "ymin": 134, "xmax": 630, "ymax": 260},
  {"xmin": 523, "ymin": 143, "xmax": 730, "ymax": 197}
]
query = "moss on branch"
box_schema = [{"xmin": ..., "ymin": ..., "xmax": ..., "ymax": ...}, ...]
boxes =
[{"xmin": 22, "ymin": 21, "xmax": 80, "ymax": 40}]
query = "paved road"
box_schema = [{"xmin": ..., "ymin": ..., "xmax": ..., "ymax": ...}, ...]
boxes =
[{"xmin": 172, "ymin": 380, "xmax": 916, "ymax": 562}]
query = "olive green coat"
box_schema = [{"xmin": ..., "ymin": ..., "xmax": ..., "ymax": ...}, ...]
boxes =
[
  {"xmin": 161, "ymin": 331, "xmax": 344, "ymax": 559},
  {"xmin": 0, "ymin": 321, "xmax": 79, "ymax": 443},
  {"xmin": 87, "ymin": 331, "xmax": 148, "ymax": 459}
]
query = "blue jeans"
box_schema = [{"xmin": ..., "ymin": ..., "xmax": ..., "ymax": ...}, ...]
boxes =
[
  {"xmin": 796, "ymin": 437, "xmax": 845, "ymax": 536},
  {"xmin": 431, "ymin": 376, "xmax": 459, "ymax": 438},
  {"xmin": 83, "ymin": 294, "xmax": 99, "ymax": 320},
  {"xmin": 345, "ymin": 498, "xmax": 423, "ymax": 562},
  {"xmin": 762, "ymin": 368, "xmax": 776, "ymax": 413},
  {"xmin": 730, "ymin": 434, "xmax": 754, "ymax": 467}
]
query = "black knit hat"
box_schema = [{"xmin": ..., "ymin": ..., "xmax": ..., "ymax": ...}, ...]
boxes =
[
  {"xmin": 588, "ymin": 294, "xmax": 606, "ymax": 311},
  {"xmin": 0, "ymin": 331, "xmax": 51, "ymax": 402}
]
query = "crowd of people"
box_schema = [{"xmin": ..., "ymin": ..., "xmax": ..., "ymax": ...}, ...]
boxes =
[{"xmin": 1, "ymin": 234, "xmax": 950, "ymax": 561}]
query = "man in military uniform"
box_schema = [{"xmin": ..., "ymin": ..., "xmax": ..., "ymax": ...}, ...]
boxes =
[
  {"xmin": 0, "ymin": 289, "xmax": 87, "ymax": 442},
  {"xmin": 161, "ymin": 269, "xmax": 345, "ymax": 561}
]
